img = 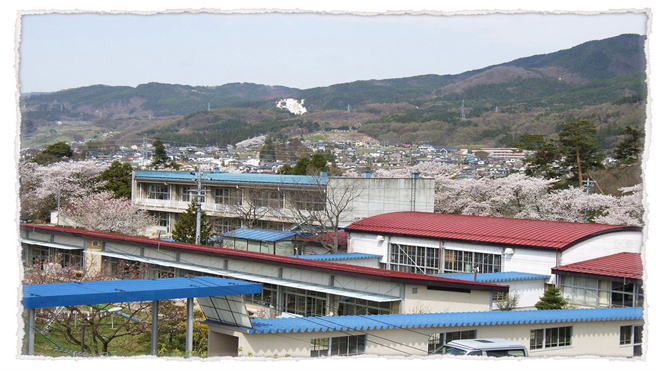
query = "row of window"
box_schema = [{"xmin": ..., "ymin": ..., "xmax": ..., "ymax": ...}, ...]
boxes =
[
  {"xmin": 559, "ymin": 275, "xmax": 644, "ymax": 308},
  {"xmin": 242, "ymin": 284, "xmax": 394, "ymax": 317},
  {"xmin": 311, "ymin": 325, "xmax": 645, "ymax": 357},
  {"xmin": 145, "ymin": 184, "xmax": 324, "ymax": 211},
  {"xmin": 389, "ymin": 244, "xmax": 502, "ymax": 275}
]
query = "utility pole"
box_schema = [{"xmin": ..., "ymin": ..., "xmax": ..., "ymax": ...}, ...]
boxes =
[{"xmin": 195, "ymin": 166, "xmax": 203, "ymax": 245}]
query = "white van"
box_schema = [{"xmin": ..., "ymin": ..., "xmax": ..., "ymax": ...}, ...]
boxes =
[{"xmin": 433, "ymin": 338, "xmax": 528, "ymax": 357}]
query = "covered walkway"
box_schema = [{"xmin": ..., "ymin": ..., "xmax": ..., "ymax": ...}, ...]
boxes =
[{"xmin": 22, "ymin": 276, "xmax": 261, "ymax": 357}]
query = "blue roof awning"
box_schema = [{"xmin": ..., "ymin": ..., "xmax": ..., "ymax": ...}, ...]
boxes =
[
  {"xmin": 22, "ymin": 276, "xmax": 262, "ymax": 309},
  {"xmin": 294, "ymin": 253, "xmax": 382, "ymax": 261},
  {"xmin": 434, "ymin": 272, "xmax": 550, "ymax": 283},
  {"xmin": 226, "ymin": 307, "xmax": 643, "ymax": 335},
  {"xmin": 222, "ymin": 228, "xmax": 299, "ymax": 242},
  {"xmin": 134, "ymin": 170, "xmax": 329, "ymax": 186}
]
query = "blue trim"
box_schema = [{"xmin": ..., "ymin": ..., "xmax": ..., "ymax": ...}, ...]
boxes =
[
  {"xmin": 22, "ymin": 276, "xmax": 262, "ymax": 309},
  {"xmin": 294, "ymin": 253, "xmax": 382, "ymax": 261},
  {"xmin": 222, "ymin": 228, "xmax": 299, "ymax": 242},
  {"xmin": 134, "ymin": 170, "xmax": 328, "ymax": 186},
  {"xmin": 434, "ymin": 272, "xmax": 550, "ymax": 283},
  {"xmin": 237, "ymin": 307, "xmax": 642, "ymax": 334}
]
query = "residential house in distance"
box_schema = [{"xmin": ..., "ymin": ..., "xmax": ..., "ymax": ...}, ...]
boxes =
[{"xmin": 131, "ymin": 170, "xmax": 434, "ymax": 238}]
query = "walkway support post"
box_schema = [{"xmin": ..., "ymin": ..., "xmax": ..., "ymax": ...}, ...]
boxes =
[
  {"xmin": 27, "ymin": 309, "xmax": 35, "ymax": 355},
  {"xmin": 150, "ymin": 300, "xmax": 159, "ymax": 356},
  {"xmin": 185, "ymin": 297, "xmax": 193, "ymax": 358}
]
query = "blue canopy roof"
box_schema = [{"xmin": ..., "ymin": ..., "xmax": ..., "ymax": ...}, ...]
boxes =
[
  {"xmin": 294, "ymin": 253, "xmax": 382, "ymax": 261},
  {"xmin": 222, "ymin": 228, "xmax": 299, "ymax": 242},
  {"xmin": 231, "ymin": 307, "xmax": 642, "ymax": 334},
  {"xmin": 23, "ymin": 276, "xmax": 262, "ymax": 309},
  {"xmin": 434, "ymin": 272, "xmax": 550, "ymax": 283},
  {"xmin": 135, "ymin": 170, "xmax": 328, "ymax": 186}
]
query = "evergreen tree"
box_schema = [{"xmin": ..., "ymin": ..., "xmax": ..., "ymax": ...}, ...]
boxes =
[
  {"xmin": 524, "ymin": 139, "xmax": 563, "ymax": 179},
  {"xmin": 151, "ymin": 138, "xmax": 168, "ymax": 168},
  {"xmin": 97, "ymin": 160, "xmax": 133, "ymax": 199},
  {"xmin": 558, "ymin": 120, "xmax": 603, "ymax": 185},
  {"xmin": 171, "ymin": 200, "xmax": 213, "ymax": 245},
  {"xmin": 613, "ymin": 126, "xmax": 643, "ymax": 162},
  {"xmin": 259, "ymin": 136, "xmax": 277, "ymax": 162},
  {"xmin": 277, "ymin": 164, "xmax": 294, "ymax": 174},
  {"xmin": 150, "ymin": 138, "xmax": 178, "ymax": 169},
  {"xmin": 535, "ymin": 286, "xmax": 568, "ymax": 310},
  {"xmin": 33, "ymin": 141, "xmax": 74, "ymax": 165}
]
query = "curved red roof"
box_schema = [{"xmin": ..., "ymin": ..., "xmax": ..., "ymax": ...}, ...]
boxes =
[
  {"xmin": 20, "ymin": 224, "xmax": 507, "ymax": 292},
  {"xmin": 345, "ymin": 212, "xmax": 640, "ymax": 249},
  {"xmin": 552, "ymin": 252, "xmax": 642, "ymax": 280}
]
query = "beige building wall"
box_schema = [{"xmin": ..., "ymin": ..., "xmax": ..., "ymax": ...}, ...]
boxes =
[
  {"xmin": 401, "ymin": 285, "xmax": 492, "ymax": 313},
  {"xmin": 208, "ymin": 319, "xmax": 642, "ymax": 358}
]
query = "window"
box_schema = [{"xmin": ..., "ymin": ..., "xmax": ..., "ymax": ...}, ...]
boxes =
[
  {"xmin": 253, "ymin": 190, "xmax": 284, "ymax": 209},
  {"xmin": 244, "ymin": 283, "xmax": 277, "ymax": 307},
  {"xmin": 485, "ymin": 349, "xmax": 526, "ymax": 357},
  {"xmin": 283, "ymin": 287, "xmax": 327, "ymax": 316},
  {"xmin": 530, "ymin": 327, "xmax": 572, "ymax": 350},
  {"xmin": 181, "ymin": 186, "xmax": 205, "ymax": 203},
  {"xmin": 214, "ymin": 188, "xmax": 241, "ymax": 205},
  {"xmin": 310, "ymin": 335, "xmax": 366, "ymax": 357},
  {"xmin": 23, "ymin": 245, "xmax": 83, "ymax": 270},
  {"xmin": 213, "ymin": 218, "xmax": 241, "ymax": 233},
  {"xmin": 337, "ymin": 298, "xmax": 392, "ymax": 316},
  {"xmin": 389, "ymin": 243, "xmax": 439, "ymax": 274},
  {"xmin": 560, "ymin": 276, "xmax": 599, "ymax": 306},
  {"xmin": 147, "ymin": 265, "xmax": 176, "ymax": 279},
  {"xmin": 149, "ymin": 211, "xmax": 169, "ymax": 228},
  {"xmin": 428, "ymin": 330, "xmax": 477, "ymax": 354},
  {"xmin": 293, "ymin": 191, "xmax": 326, "ymax": 211},
  {"xmin": 147, "ymin": 184, "xmax": 170, "ymax": 200},
  {"xmin": 443, "ymin": 249, "xmax": 501, "ymax": 273},
  {"xmin": 611, "ymin": 281, "xmax": 643, "ymax": 307},
  {"xmin": 620, "ymin": 325, "xmax": 643, "ymax": 356}
]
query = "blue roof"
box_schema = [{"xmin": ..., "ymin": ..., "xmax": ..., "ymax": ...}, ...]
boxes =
[
  {"xmin": 135, "ymin": 170, "xmax": 328, "ymax": 186},
  {"xmin": 434, "ymin": 272, "xmax": 550, "ymax": 283},
  {"xmin": 294, "ymin": 253, "xmax": 382, "ymax": 261},
  {"xmin": 222, "ymin": 228, "xmax": 299, "ymax": 242},
  {"xmin": 22, "ymin": 276, "xmax": 262, "ymax": 309},
  {"xmin": 234, "ymin": 307, "xmax": 642, "ymax": 334}
]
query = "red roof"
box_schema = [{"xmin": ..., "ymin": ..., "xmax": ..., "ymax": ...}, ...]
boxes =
[
  {"xmin": 552, "ymin": 252, "xmax": 642, "ymax": 280},
  {"xmin": 345, "ymin": 212, "xmax": 640, "ymax": 250},
  {"xmin": 20, "ymin": 224, "xmax": 507, "ymax": 292}
]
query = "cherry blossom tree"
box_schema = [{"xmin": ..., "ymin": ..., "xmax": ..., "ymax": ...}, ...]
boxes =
[
  {"xmin": 372, "ymin": 164, "xmax": 642, "ymax": 226},
  {"xmin": 20, "ymin": 160, "xmax": 106, "ymax": 220},
  {"xmin": 61, "ymin": 192, "xmax": 157, "ymax": 236}
]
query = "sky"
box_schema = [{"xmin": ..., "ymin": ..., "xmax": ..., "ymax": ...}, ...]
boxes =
[{"xmin": 19, "ymin": 12, "xmax": 647, "ymax": 93}]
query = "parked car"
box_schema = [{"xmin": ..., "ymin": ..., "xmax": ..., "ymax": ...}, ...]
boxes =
[{"xmin": 433, "ymin": 338, "xmax": 528, "ymax": 357}]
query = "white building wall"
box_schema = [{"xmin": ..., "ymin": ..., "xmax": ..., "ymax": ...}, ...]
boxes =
[
  {"xmin": 504, "ymin": 247, "xmax": 558, "ymax": 276},
  {"xmin": 348, "ymin": 232, "xmax": 388, "ymax": 263},
  {"xmin": 331, "ymin": 177, "xmax": 434, "ymax": 227},
  {"xmin": 401, "ymin": 285, "xmax": 492, "ymax": 313},
  {"xmin": 208, "ymin": 319, "xmax": 642, "ymax": 358},
  {"xmin": 501, "ymin": 279, "xmax": 547, "ymax": 309},
  {"xmin": 559, "ymin": 231, "xmax": 643, "ymax": 266}
]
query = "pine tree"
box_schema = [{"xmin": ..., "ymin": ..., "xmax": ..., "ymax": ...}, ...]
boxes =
[
  {"xmin": 97, "ymin": 160, "xmax": 133, "ymax": 199},
  {"xmin": 558, "ymin": 120, "xmax": 603, "ymax": 185},
  {"xmin": 171, "ymin": 200, "xmax": 213, "ymax": 245},
  {"xmin": 613, "ymin": 126, "xmax": 643, "ymax": 162},
  {"xmin": 535, "ymin": 286, "xmax": 568, "ymax": 310}
]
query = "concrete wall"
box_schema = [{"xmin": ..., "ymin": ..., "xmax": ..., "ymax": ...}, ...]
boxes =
[
  {"xmin": 401, "ymin": 285, "xmax": 492, "ymax": 313},
  {"xmin": 330, "ymin": 177, "xmax": 435, "ymax": 227},
  {"xmin": 560, "ymin": 231, "xmax": 643, "ymax": 266},
  {"xmin": 208, "ymin": 319, "xmax": 642, "ymax": 358}
]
